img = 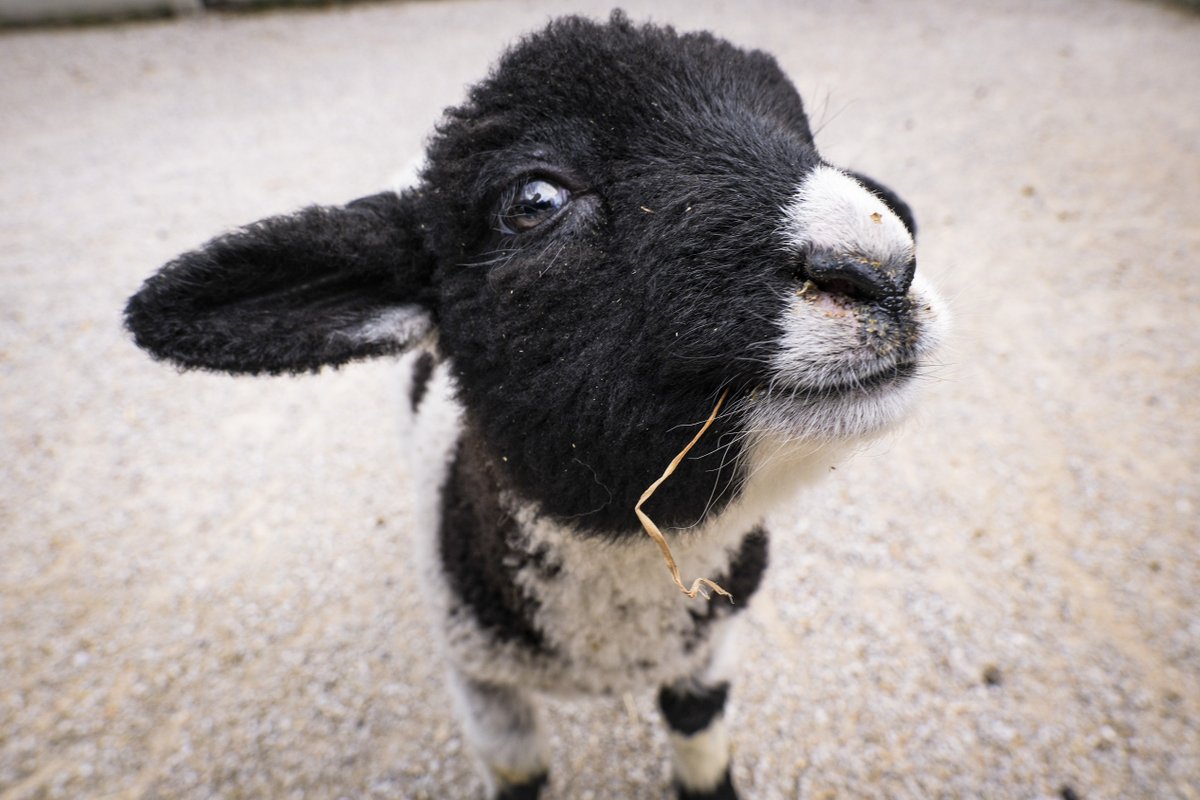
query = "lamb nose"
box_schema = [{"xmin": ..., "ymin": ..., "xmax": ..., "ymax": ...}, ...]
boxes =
[{"xmin": 804, "ymin": 250, "xmax": 914, "ymax": 302}]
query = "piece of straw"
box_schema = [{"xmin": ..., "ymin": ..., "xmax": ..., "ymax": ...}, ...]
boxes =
[{"xmin": 634, "ymin": 389, "xmax": 733, "ymax": 602}]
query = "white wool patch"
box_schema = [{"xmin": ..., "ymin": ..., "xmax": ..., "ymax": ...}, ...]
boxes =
[
  {"xmin": 669, "ymin": 716, "xmax": 731, "ymax": 792},
  {"xmin": 431, "ymin": 447, "xmax": 841, "ymax": 697},
  {"xmin": 447, "ymin": 671, "xmax": 546, "ymax": 795},
  {"xmin": 765, "ymin": 164, "xmax": 948, "ymax": 442},
  {"xmin": 396, "ymin": 347, "xmax": 467, "ymax": 666},
  {"xmin": 782, "ymin": 165, "xmax": 914, "ymax": 267},
  {"xmin": 494, "ymin": 495, "xmax": 754, "ymax": 694},
  {"xmin": 350, "ymin": 304, "xmax": 432, "ymax": 345},
  {"xmin": 754, "ymin": 270, "xmax": 950, "ymax": 442}
]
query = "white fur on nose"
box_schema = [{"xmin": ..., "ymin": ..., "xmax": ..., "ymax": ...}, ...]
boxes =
[{"xmin": 782, "ymin": 165, "xmax": 914, "ymax": 267}]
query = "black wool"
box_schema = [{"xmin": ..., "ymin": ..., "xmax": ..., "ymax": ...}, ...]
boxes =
[
  {"xmin": 124, "ymin": 190, "xmax": 436, "ymax": 375},
  {"xmin": 423, "ymin": 13, "xmax": 827, "ymax": 532}
]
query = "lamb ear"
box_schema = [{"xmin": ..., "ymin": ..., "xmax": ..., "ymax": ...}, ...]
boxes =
[
  {"xmin": 846, "ymin": 171, "xmax": 918, "ymax": 240},
  {"xmin": 125, "ymin": 189, "xmax": 437, "ymax": 375}
]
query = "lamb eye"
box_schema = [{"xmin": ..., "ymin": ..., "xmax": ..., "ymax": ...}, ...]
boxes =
[{"xmin": 499, "ymin": 179, "xmax": 570, "ymax": 234}]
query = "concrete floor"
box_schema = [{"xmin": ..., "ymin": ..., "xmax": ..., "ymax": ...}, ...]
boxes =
[{"xmin": 2, "ymin": 1, "xmax": 1198, "ymax": 798}]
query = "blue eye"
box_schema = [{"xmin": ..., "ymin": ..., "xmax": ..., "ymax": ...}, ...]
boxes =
[{"xmin": 499, "ymin": 179, "xmax": 570, "ymax": 234}]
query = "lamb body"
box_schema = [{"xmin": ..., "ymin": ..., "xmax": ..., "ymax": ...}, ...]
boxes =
[{"xmin": 126, "ymin": 13, "xmax": 947, "ymax": 800}]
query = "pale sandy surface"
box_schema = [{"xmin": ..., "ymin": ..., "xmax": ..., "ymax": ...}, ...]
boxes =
[{"xmin": 2, "ymin": 1, "xmax": 1198, "ymax": 798}]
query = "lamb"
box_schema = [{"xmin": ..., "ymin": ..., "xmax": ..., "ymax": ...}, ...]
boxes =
[{"xmin": 124, "ymin": 11, "xmax": 947, "ymax": 800}]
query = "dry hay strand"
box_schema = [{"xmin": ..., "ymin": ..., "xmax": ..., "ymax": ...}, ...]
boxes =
[{"xmin": 634, "ymin": 389, "xmax": 733, "ymax": 602}]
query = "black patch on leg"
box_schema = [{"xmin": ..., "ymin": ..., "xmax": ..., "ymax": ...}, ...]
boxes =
[
  {"xmin": 718, "ymin": 525, "xmax": 769, "ymax": 601},
  {"xmin": 496, "ymin": 771, "xmax": 548, "ymax": 800},
  {"xmin": 409, "ymin": 350, "xmax": 435, "ymax": 411},
  {"xmin": 439, "ymin": 428, "xmax": 553, "ymax": 651},
  {"xmin": 658, "ymin": 682, "xmax": 729, "ymax": 736},
  {"xmin": 675, "ymin": 768, "xmax": 737, "ymax": 800},
  {"xmin": 685, "ymin": 526, "xmax": 769, "ymax": 651}
]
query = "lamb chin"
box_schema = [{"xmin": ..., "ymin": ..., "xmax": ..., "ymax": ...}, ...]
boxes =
[{"xmin": 745, "ymin": 373, "xmax": 920, "ymax": 442}]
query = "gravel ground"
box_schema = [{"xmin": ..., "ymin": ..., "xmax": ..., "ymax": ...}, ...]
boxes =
[{"xmin": 2, "ymin": 1, "xmax": 1198, "ymax": 798}]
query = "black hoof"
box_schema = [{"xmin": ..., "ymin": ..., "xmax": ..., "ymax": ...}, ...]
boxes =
[{"xmin": 495, "ymin": 771, "xmax": 548, "ymax": 800}]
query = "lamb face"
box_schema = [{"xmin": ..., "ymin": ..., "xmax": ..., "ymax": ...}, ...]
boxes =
[
  {"xmin": 416, "ymin": 16, "xmax": 945, "ymax": 532},
  {"xmin": 124, "ymin": 14, "xmax": 945, "ymax": 536}
]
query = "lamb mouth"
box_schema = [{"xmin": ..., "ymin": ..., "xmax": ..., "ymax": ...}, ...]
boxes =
[{"xmin": 771, "ymin": 359, "xmax": 918, "ymax": 402}]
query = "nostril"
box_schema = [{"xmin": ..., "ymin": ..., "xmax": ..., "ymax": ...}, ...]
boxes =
[
  {"xmin": 813, "ymin": 275, "xmax": 872, "ymax": 301},
  {"xmin": 803, "ymin": 251, "xmax": 902, "ymax": 303}
]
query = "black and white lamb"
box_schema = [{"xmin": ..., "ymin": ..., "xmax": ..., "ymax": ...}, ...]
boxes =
[{"xmin": 125, "ymin": 12, "xmax": 947, "ymax": 800}]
